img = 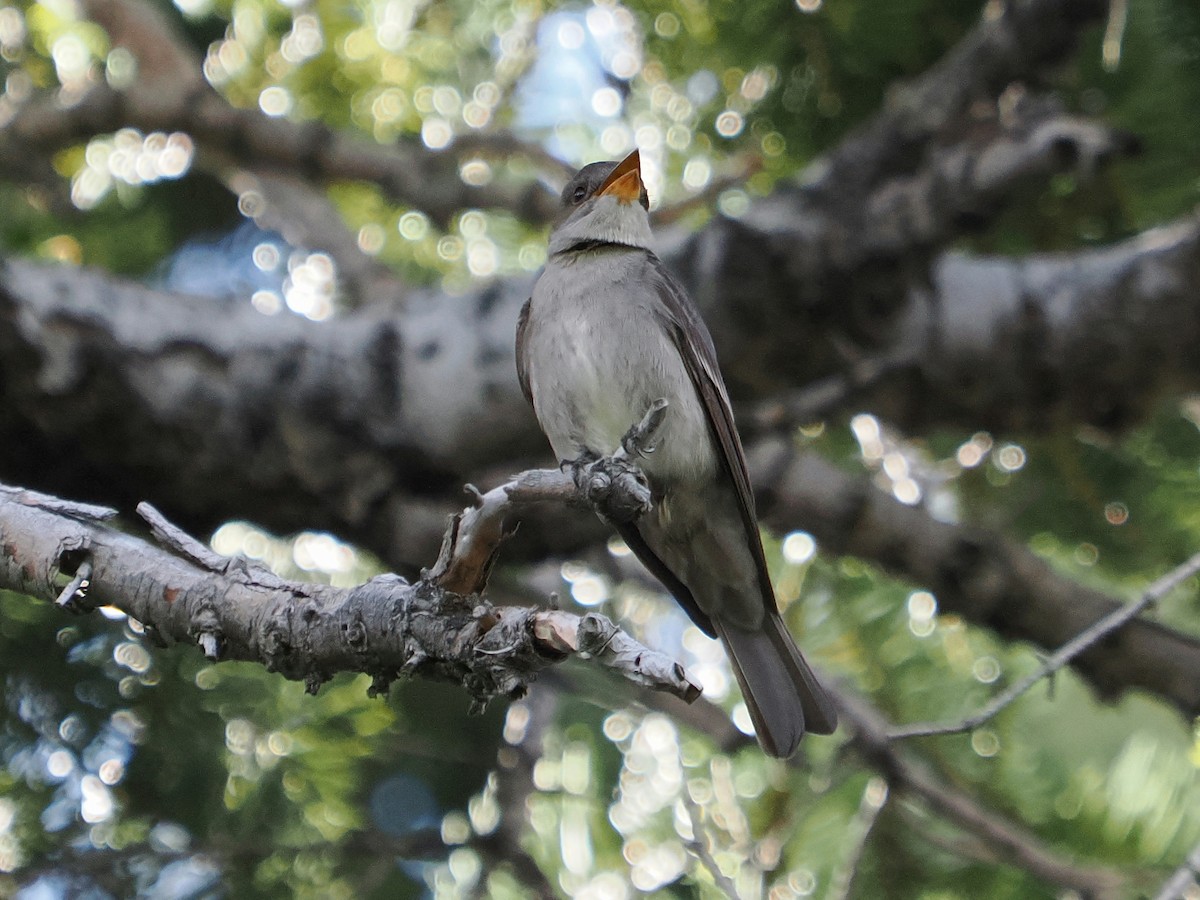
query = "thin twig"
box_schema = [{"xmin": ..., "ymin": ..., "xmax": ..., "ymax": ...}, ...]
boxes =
[
  {"xmin": 889, "ymin": 549, "xmax": 1200, "ymax": 739},
  {"xmin": 136, "ymin": 501, "xmax": 230, "ymax": 572},
  {"xmin": 55, "ymin": 560, "xmax": 93, "ymax": 610},
  {"xmin": 681, "ymin": 792, "xmax": 743, "ymax": 898},
  {"xmin": 1, "ymin": 484, "xmax": 117, "ymax": 522},
  {"xmin": 136, "ymin": 501, "xmax": 293, "ymax": 590},
  {"xmin": 825, "ymin": 776, "xmax": 890, "ymax": 900}
]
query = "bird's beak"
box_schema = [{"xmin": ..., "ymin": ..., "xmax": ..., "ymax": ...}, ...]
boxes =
[{"xmin": 596, "ymin": 149, "xmax": 642, "ymax": 205}]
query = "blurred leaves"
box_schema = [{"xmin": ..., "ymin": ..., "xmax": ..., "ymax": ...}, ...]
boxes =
[{"xmin": 2, "ymin": 0, "xmax": 1200, "ymax": 896}]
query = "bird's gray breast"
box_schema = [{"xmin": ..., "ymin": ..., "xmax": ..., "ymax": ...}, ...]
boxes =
[{"xmin": 525, "ymin": 250, "xmax": 716, "ymax": 484}]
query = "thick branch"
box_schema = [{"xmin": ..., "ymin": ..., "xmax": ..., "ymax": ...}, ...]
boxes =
[
  {"xmin": 851, "ymin": 102, "xmax": 1137, "ymax": 265},
  {"xmin": 0, "ymin": 0, "xmax": 560, "ymax": 229},
  {"xmin": 0, "ymin": 0, "xmax": 1151, "ymax": 440},
  {"xmin": 2, "ymin": 0, "xmax": 1117, "ymax": 288},
  {"xmin": 0, "ymin": 254, "xmax": 543, "ymax": 566},
  {"xmin": 6, "ymin": 209, "xmax": 1200, "ymax": 547},
  {"xmin": 3, "ymin": 233, "xmax": 1200, "ymax": 715},
  {"xmin": 0, "ymin": 482, "xmax": 698, "ymax": 705},
  {"xmin": 728, "ymin": 213, "xmax": 1200, "ymax": 434},
  {"xmin": 749, "ymin": 439, "xmax": 1200, "ymax": 718},
  {"xmin": 809, "ymin": 0, "xmax": 1108, "ymax": 199}
]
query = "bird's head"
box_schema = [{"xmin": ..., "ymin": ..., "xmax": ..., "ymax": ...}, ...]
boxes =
[{"xmin": 548, "ymin": 150, "xmax": 652, "ymax": 255}]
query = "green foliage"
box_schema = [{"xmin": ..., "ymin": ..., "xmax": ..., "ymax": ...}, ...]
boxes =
[{"xmin": 3, "ymin": 0, "xmax": 1200, "ymax": 896}]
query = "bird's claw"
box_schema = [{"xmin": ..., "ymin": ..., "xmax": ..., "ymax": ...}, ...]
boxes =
[
  {"xmin": 620, "ymin": 398, "xmax": 669, "ymax": 459},
  {"xmin": 563, "ymin": 449, "xmax": 601, "ymax": 491},
  {"xmin": 567, "ymin": 451, "xmax": 652, "ymax": 525}
]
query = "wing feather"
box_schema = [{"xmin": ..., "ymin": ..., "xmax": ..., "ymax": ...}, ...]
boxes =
[
  {"xmin": 515, "ymin": 296, "xmax": 534, "ymax": 408},
  {"xmin": 643, "ymin": 254, "xmax": 777, "ymax": 614}
]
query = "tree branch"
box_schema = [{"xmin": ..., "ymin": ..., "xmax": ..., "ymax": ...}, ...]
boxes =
[
  {"xmin": 7, "ymin": 205, "xmax": 1200, "ymax": 550},
  {"xmin": 634, "ymin": 682, "xmax": 1124, "ymax": 898},
  {"xmin": 888, "ymin": 548, "xmax": 1200, "ymax": 738},
  {"xmin": 0, "ymin": 0, "xmax": 562, "ymax": 229},
  {"xmin": 4, "ymin": 230, "xmax": 1200, "ymax": 715},
  {"xmin": 429, "ymin": 399, "xmax": 664, "ymax": 595},
  {"xmin": 809, "ymin": 0, "xmax": 1108, "ymax": 199},
  {"xmin": 749, "ymin": 439, "xmax": 1200, "ymax": 719},
  {"xmin": 850, "ymin": 99, "xmax": 1138, "ymax": 265},
  {"xmin": 839, "ymin": 687, "xmax": 1123, "ymax": 899},
  {"xmin": 3, "ymin": 0, "xmax": 1119, "ymax": 288},
  {"xmin": 0, "ymin": 480, "xmax": 699, "ymax": 706}
]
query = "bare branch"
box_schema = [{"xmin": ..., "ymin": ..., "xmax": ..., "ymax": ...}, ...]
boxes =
[
  {"xmin": 826, "ymin": 776, "xmax": 890, "ymax": 900},
  {"xmin": 889, "ymin": 549, "xmax": 1200, "ymax": 739},
  {"xmin": 4, "ymin": 246, "xmax": 1200, "ymax": 713},
  {"xmin": 0, "ymin": 483, "xmax": 117, "ymax": 522},
  {"xmin": 137, "ymin": 500, "xmax": 234, "ymax": 574},
  {"xmin": 849, "ymin": 103, "xmax": 1139, "ymax": 265},
  {"xmin": 680, "ymin": 792, "xmax": 742, "ymax": 897},
  {"xmin": 0, "ymin": 481, "xmax": 699, "ymax": 706},
  {"xmin": 55, "ymin": 560, "xmax": 93, "ymax": 610},
  {"xmin": 839, "ymin": 688, "xmax": 1123, "ymax": 897},
  {"xmin": 429, "ymin": 396, "xmax": 667, "ymax": 596},
  {"xmin": 429, "ymin": 469, "xmax": 578, "ymax": 596}
]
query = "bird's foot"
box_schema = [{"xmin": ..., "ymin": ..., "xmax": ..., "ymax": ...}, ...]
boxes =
[
  {"xmin": 565, "ymin": 450, "xmax": 652, "ymax": 525},
  {"xmin": 561, "ymin": 448, "xmax": 600, "ymax": 484}
]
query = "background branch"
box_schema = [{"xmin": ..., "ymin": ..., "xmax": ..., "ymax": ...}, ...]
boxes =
[
  {"xmin": 888, "ymin": 548, "xmax": 1200, "ymax": 738},
  {"xmin": 750, "ymin": 439, "xmax": 1200, "ymax": 718},
  {"xmin": 634, "ymin": 683, "xmax": 1124, "ymax": 897}
]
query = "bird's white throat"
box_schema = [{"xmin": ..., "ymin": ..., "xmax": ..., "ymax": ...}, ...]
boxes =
[{"xmin": 548, "ymin": 195, "xmax": 654, "ymax": 255}]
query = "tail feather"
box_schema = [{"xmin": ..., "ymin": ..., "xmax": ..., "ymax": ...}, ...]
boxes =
[{"xmin": 713, "ymin": 613, "xmax": 837, "ymax": 758}]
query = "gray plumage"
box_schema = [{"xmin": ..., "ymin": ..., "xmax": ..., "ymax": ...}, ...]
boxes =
[{"xmin": 517, "ymin": 152, "xmax": 836, "ymax": 757}]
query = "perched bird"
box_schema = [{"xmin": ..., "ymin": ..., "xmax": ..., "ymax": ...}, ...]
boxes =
[{"xmin": 516, "ymin": 150, "xmax": 837, "ymax": 757}]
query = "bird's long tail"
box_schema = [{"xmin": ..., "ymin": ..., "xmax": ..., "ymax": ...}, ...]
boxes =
[{"xmin": 713, "ymin": 612, "xmax": 837, "ymax": 758}]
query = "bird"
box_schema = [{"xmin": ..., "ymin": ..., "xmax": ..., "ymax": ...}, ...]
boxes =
[{"xmin": 515, "ymin": 149, "xmax": 837, "ymax": 757}]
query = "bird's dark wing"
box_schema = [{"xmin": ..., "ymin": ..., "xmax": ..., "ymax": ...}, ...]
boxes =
[
  {"xmin": 515, "ymin": 296, "xmax": 534, "ymax": 408},
  {"xmin": 643, "ymin": 252, "xmax": 777, "ymax": 613},
  {"xmin": 613, "ymin": 522, "xmax": 715, "ymax": 635}
]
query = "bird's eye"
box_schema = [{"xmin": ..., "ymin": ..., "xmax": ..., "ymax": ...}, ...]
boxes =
[{"xmin": 571, "ymin": 185, "xmax": 587, "ymax": 204}]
